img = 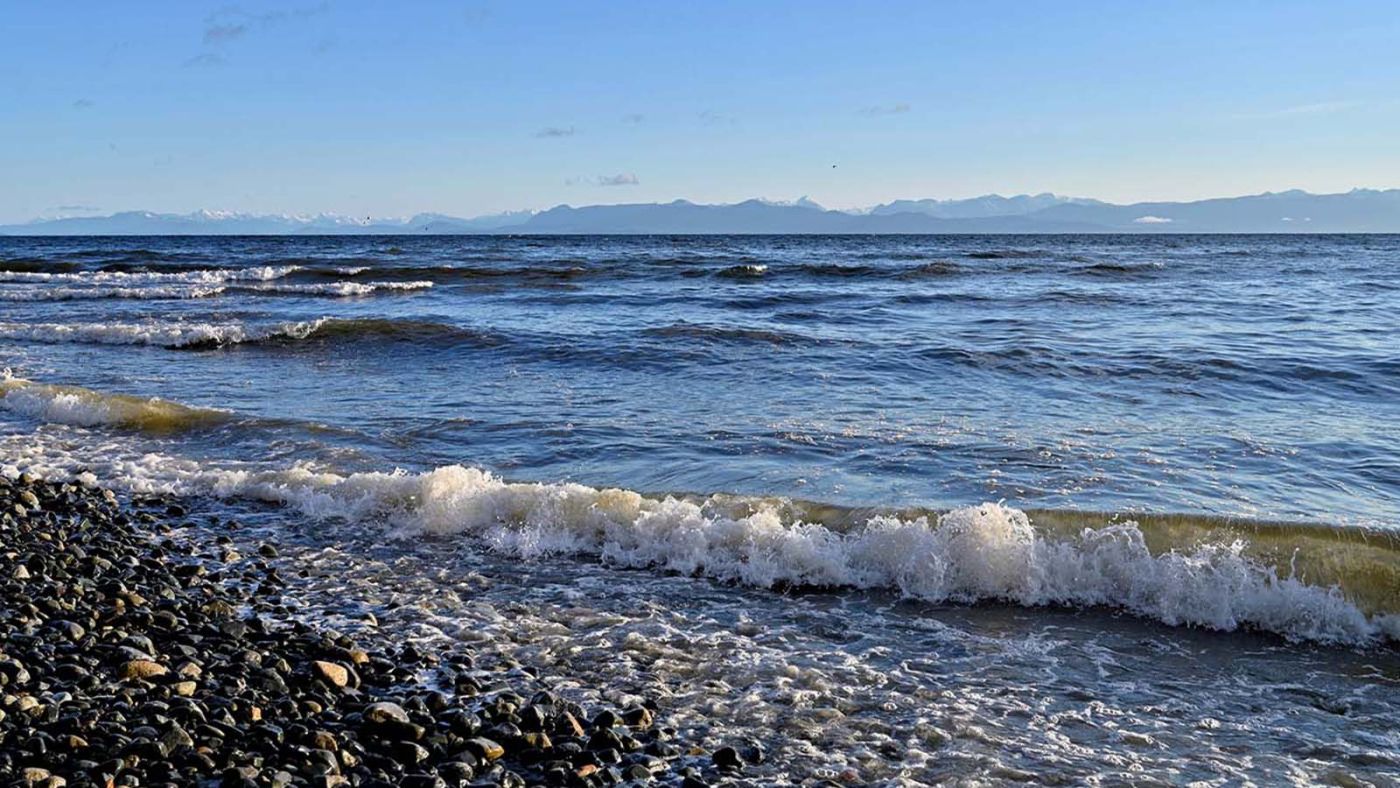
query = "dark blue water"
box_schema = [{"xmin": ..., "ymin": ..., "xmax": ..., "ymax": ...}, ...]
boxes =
[
  {"xmin": 2, "ymin": 234, "xmax": 1397, "ymax": 523},
  {"xmin": 4, "ymin": 235, "xmax": 1400, "ymax": 783}
]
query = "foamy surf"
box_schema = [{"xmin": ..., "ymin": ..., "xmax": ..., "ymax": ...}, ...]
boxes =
[
  {"xmin": 0, "ymin": 317, "xmax": 490, "ymax": 350},
  {"xmin": 229, "ymin": 281, "xmax": 434, "ymax": 296},
  {"xmin": 0, "ymin": 319, "xmax": 325, "ymax": 349},
  {"xmin": 0, "ymin": 376, "xmax": 232, "ymax": 432},
  {"xmin": 0, "ymin": 284, "xmax": 227, "ymax": 301},
  {"xmin": 214, "ymin": 466, "xmax": 1400, "ymax": 644},
  {"xmin": 0, "ymin": 425, "xmax": 1392, "ymax": 645},
  {"xmin": 0, "ymin": 277, "xmax": 431, "ymax": 301},
  {"xmin": 0, "ymin": 264, "xmax": 300, "ymax": 284}
]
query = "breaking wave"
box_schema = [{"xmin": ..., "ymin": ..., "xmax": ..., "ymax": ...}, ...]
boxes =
[
  {"xmin": 0, "ymin": 285, "xmax": 227, "ymax": 301},
  {"xmin": 0, "ymin": 279, "xmax": 432, "ymax": 301},
  {"xmin": 0, "ymin": 317, "xmax": 491, "ymax": 350},
  {"xmin": 0, "ymin": 402, "xmax": 1393, "ymax": 645},
  {"xmin": 715, "ymin": 263, "xmax": 769, "ymax": 279},
  {"xmin": 0, "ymin": 376, "xmax": 231, "ymax": 433},
  {"xmin": 0, "ymin": 320, "xmax": 321, "ymax": 349},
  {"xmin": 227, "ymin": 281, "xmax": 434, "ymax": 296},
  {"xmin": 0, "ymin": 265, "xmax": 299, "ymax": 285}
]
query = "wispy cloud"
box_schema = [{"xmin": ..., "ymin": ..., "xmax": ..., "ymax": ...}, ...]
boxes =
[
  {"xmin": 203, "ymin": 23, "xmax": 247, "ymax": 45},
  {"xmin": 535, "ymin": 126, "xmax": 577, "ymax": 138},
  {"xmin": 566, "ymin": 174, "xmax": 641, "ymax": 187},
  {"xmin": 72, "ymin": 98, "xmax": 94, "ymax": 109},
  {"xmin": 859, "ymin": 103, "xmax": 911, "ymax": 117},
  {"xmin": 1133, "ymin": 215, "xmax": 1173, "ymax": 224},
  {"xmin": 55, "ymin": 204, "xmax": 100, "ymax": 213},
  {"xmin": 206, "ymin": 3, "xmax": 328, "ymax": 34},
  {"xmin": 1236, "ymin": 100, "xmax": 1363, "ymax": 119},
  {"xmin": 187, "ymin": 3, "xmax": 328, "ymax": 65}
]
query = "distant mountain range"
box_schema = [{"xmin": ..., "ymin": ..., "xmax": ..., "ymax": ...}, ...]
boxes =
[
  {"xmin": 0, "ymin": 209, "xmax": 534, "ymax": 236},
  {"xmin": 4, "ymin": 189, "xmax": 1399, "ymax": 235}
]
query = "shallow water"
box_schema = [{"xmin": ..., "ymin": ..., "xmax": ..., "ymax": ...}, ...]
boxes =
[
  {"xmin": 2, "ymin": 235, "xmax": 1397, "ymax": 521},
  {"xmin": 164, "ymin": 495, "xmax": 1400, "ymax": 786},
  {"xmin": 2, "ymin": 234, "xmax": 1398, "ymax": 783}
]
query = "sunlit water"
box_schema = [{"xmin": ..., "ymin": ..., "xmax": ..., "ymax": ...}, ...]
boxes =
[{"xmin": 2, "ymin": 235, "xmax": 1397, "ymax": 784}]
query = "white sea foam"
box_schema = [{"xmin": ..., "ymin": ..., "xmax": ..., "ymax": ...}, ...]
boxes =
[
  {"xmin": 0, "ymin": 265, "xmax": 300, "ymax": 285},
  {"xmin": 0, "ymin": 319, "xmax": 325, "ymax": 348},
  {"xmin": 0, "ymin": 279, "xmax": 430, "ymax": 301},
  {"xmin": 0, "ymin": 285, "xmax": 227, "ymax": 301},
  {"xmin": 229, "ymin": 281, "xmax": 434, "ymax": 296},
  {"xmin": 0, "ymin": 431, "xmax": 1389, "ymax": 645},
  {"xmin": 0, "ymin": 376, "xmax": 230, "ymax": 431}
]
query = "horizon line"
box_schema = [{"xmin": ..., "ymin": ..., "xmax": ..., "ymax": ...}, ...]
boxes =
[{"xmin": 7, "ymin": 185, "xmax": 1399, "ymax": 226}]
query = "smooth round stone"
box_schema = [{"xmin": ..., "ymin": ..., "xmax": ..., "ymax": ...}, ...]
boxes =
[
  {"xmin": 363, "ymin": 701, "xmax": 410, "ymax": 725},
  {"xmin": 311, "ymin": 661, "xmax": 349, "ymax": 688}
]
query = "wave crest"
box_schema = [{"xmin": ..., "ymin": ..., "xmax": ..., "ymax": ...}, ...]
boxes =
[
  {"xmin": 0, "ymin": 265, "xmax": 299, "ymax": 285},
  {"xmin": 0, "ymin": 320, "xmax": 319, "ymax": 348},
  {"xmin": 0, "ymin": 318, "xmax": 493, "ymax": 350},
  {"xmin": 0, "ymin": 284, "xmax": 226, "ymax": 301},
  {"xmin": 0, "ymin": 279, "xmax": 431, "ymax": 301},
  {"xmin": 0, "ymin": 376, "xmax": 231, "ymax": 433},
  {"xmin": 229, "ymin": 281, "xmax": 434, "ymax": 297},
  {"xmin": 2, "ymin": 444, "xmax": 1388, "ymax": 645}
]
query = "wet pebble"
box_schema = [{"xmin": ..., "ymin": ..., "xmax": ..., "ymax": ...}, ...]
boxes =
[{"xmin": 0, "ymin": 477, "xmax": 733, "ymax": 787}]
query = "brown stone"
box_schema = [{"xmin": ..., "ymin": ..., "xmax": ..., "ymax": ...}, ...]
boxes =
[
  {"xmin": 558, "ymin": 711, "xmax": 586, "ymax": 738},
  {"xmin": 18, "ymin": 767, "xmax": 55, "ymax": 786},
  {"xmin": 466, "ymin": 737, "xmax": 505, "ymax": 761},
  {"xmin": 364, "ymin": 702, "xmax": 410, "ymax": 725},
  {"xmin": 118, "ymin": 659, "xmax": 168, "ymax": 680},
  {"xmin": 622, "ymin": 705, "xmax": 654, "ymax": 729},
  {"xmin": 311, "ymin": 660, "xmax": 349, "ymax": 688}
]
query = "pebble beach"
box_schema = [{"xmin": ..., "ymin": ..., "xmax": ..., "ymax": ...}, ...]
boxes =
[{"xmin": 0, "ymin": 475, "xmax": 750, "ymax": 787}]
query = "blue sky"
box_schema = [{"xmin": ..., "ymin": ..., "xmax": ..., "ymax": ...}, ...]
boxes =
[{"xmin": 3, "ymin": 1, "xmax": 1398, "ymax": 221}]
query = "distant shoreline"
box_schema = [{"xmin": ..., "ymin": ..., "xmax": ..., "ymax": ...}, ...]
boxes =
[
  {"xmin": 5, "ymin": 188, "xmax": 1399, "ymax": 235},
  {"xmin": 5, "ymin": 231, "xmax": 1400, "ymax": 238}
]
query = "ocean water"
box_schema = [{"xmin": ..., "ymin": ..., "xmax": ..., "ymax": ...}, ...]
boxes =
[{"xmin": 1, "ymin": 234, "xmax": 1397, "ymax": 784}]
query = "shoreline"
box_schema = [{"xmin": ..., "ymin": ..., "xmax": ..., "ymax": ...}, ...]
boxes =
[
  {"xmin": 0, "ymin": 475, "xmax": 749, "ymax": 787},
  {"xmin": 3, "ymin": 426, "xmax": 1395, "ymax": 648}
]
